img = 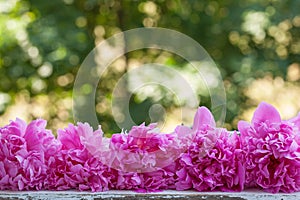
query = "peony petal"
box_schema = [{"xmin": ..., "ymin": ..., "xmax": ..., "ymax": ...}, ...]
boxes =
[
  {"xmin": 174, "ymin": 125, "xmax": 192, "ymax": 137},
  {"xmin": 0, "ymin": 174, "xmax": 9, "ymax": 185},
  {"xmin": 237, "ymin": 161, "xmax": 245, "ymax": 191},
  {"xmin": 252, "ymin": 102, "xmax": 281, "ymax": 125},
  {"xmin": 237, "ymin": 120, "xmax": 251, "ymax": 137},
  {"xmin": 58, "ymin": 124, "xmax": 82, "ymax": 150},
  {"xmin": 9, "ymin": 118, "xmax": 27, "ymax": 137},
  {"xmin": 193, "ymin": 107, "xmax": 216, "ymax": 131},
  {"xmin": 181, "ymin": 154, "xmax": 192, "ymax": 166},
  {"xmin": 290, "ymin": 140, "xmax": 299, "ymax": 152},
  {"xmin": 6, "ymin": 160, "xmax": 18, "ymax": 177},
  {"xmin": 18, "ymin": 180, "xmax": 24, "ymax": 190}
]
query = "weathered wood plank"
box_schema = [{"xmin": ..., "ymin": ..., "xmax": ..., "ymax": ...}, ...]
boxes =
[{"xmin": 0, "ymin": 189, "xmax": 298, "ymax": 200}]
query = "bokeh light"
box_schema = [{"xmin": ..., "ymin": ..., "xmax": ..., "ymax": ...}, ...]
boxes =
[{"xmin": 0, "ymin": 0, "xmax": 300, "ymax": 135}]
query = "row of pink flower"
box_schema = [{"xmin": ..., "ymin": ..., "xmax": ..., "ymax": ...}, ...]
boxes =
[{"xmin": 1, "ymin": 102, "xmax": 300, "ymax": 193}]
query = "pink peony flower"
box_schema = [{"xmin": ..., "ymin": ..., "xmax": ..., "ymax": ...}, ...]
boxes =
[
  {"xmin": 175, "ymin": 107, "xmax": 245, "ymax": 192},
  {"xmin": 2, "ymin": 103, "xmax": 300, "ymax": 193},
  {"xmin": 46, "ymin": 123, "xmax": 114, "ymax": 192},
  {"xmin": 110, "ymin": 123, "xmax": 182, "ymax": 173},
  {"xmin": 238, "ymin": 102, "xmax": 300, "ymax": 193},
  {"xmin": 109, "ymin": 123, "xmax": 181, "ymax": 191},
  {"xmin": 0, "ymin": 118, "xmax": 58, "ymax": 190}
]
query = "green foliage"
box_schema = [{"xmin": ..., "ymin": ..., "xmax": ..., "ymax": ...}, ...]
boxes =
[{"xmin": 1, "ymin": 0, "xmax": 300, "ymax": 133}]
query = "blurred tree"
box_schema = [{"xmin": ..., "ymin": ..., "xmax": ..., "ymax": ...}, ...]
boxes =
[{"xmin": 0, "ymin": 0, "xmax": 300, "ymax": 134}]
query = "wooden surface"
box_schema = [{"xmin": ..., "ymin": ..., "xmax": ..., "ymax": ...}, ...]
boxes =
[{"xmin": 0, "ymin": 189, "xmax": 299, "ymax": 200}]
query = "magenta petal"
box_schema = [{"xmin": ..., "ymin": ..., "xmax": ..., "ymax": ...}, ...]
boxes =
[
  {"xmin": 6, "ymin": 160, "xmax": 18, "ymax": 177},
  {"xmin": 18, "ymin": 180, "xmax": 24, "ymax": 190},
  {"xmin": 237, "ymin": 121, "xmax": 251, "ymax": 137},
  {"xmin": 58, "ymin": 124, "xmax": 82, "ymax": 150},
  {"xmin": 193, "ymin": 107, "xmax": 216, "ymax": 131},
  {"xmin": 181, "ymin": 154, "xmax": 192, "ymax": 166},
  {"xmin": 252, "ymin": 102, "xmax": 281, "ymax": 125},
  {"xmin": 8, "ymin": 118, "xmax": 27, "ymax": 137},
  {"xmin": 0, "ymin": 175, "xmax": 9, "ymax": 185},
  {"xmin": 237, "ymin": 161, "xmax": 245, "ymax": 191},
  {"xmin": 24, "ymin": 119, "xmax": 47, "ymax": 152}
]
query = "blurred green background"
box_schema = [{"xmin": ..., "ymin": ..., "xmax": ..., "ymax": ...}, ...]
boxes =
[{"xmin": 1, "ymin": 0, "xmax": 300, "ymax": 135}]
